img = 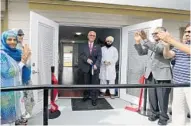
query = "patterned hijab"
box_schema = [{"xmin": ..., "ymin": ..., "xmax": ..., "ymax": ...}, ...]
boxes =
[
  {"xmin": 1, "ymin": 30, "xmax": 22, "ymax": 61},
  {"xmin": 1, "ymin": 30, "xmax": 31, "ymax": 84}
]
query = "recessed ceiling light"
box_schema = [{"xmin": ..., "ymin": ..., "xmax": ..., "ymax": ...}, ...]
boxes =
[
  {"xmin": 75, "ymin": 32, "xmax": 82, "ymax": 35},
  {"xmin": 71, "ymin": 41, "xmax": 75, "ymax": 43}
]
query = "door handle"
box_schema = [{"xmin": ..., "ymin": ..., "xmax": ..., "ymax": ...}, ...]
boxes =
[{"xmin": 32, "ymin": 70, "xmax": 39, "ymax": 74}]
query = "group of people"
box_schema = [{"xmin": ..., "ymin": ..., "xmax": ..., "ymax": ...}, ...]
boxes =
[
  {"xmin": 79, "ymin": 31, "xmax": 119, "ymax": 106},
  {"xmin": 1, "ymin": 23, "xmax": 190, "ymax": 125},
  {"xmin": 133, "ymin": 23, "xmax": 190, "ymax": 125},
  {"xmin": 78, "ymin": 23, "xmax": 190, "ymax": 126},
  {"xmin": 0, "ymin": 29, "xmax": 119, "ymax": 125},
  {"xmin": 1, "ymin": 29, "xmax": 34, "ymax": 125}
]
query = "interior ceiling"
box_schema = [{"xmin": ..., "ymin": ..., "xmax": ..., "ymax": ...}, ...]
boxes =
[
  {"xmin": 59, "ymin": 26, "xmax": 100, "ymax": 42},
  {"xmin": 59, "ymin": 26, "xmax": 118, "ymax": 43},
  {"xmin": 70, "ymin": 0, "xmax": 190, "ymax": 10}
]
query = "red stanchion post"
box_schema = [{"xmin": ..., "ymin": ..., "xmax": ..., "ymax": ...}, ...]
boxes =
[{"xmin": 49, "ymin": 66, "xmax": 61, "ymax": 119}]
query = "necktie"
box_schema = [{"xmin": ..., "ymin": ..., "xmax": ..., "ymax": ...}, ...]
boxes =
[{"xmin": 89, "ymin": 43, "xmax": 93, "ymax": 54}]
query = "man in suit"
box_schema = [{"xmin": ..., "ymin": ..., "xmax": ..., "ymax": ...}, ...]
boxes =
[
  {"xmin": 134, "ymin": 27, "xmax": 172, "ymax": 125},
  {"xmin": 79, "ymin": 31, "xmax": 102, "ymax": 106}
]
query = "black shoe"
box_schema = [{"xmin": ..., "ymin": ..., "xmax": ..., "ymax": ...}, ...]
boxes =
[
  {"xmin": 92, "ymin": 100, "xmax": 97, "ymax": 106},
  {"xmin": 148, "ymin": 115, "xmax": 159, "ymax": 121},
  {"xmin": 15, "ymin": 118, "xmax": 28, "ymax": 125},
  {"xmin": 110, "ymin": 94, "xmax": 115, "ymax": 99},
  {"xmin": 158, "ymin": 119, "xmax": 167, "ymax": 125},
  {"xmin": 100, "ymin": 92, "xmax": 105, "ymax": 97}
]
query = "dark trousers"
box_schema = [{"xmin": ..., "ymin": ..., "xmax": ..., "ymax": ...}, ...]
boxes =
[
  {"xmin": 83, "ymin": 70, "xmax": 99, "ymax": 101},
  {"xmin": 146, "ymin": 73, "xmax": 171, "ymax": 121}
]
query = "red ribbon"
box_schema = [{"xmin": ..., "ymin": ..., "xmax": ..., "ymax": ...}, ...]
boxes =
[
  {"xmin": 50, "ymin": 73, "xmax": 59, "ymax": 112},
  {"xmin": 125, "ymin": 75, "xmax": 145, "ymax": 112},
  {"xmin": 138, "ymin": 75, "xmax": 145, "ymax": 111}
]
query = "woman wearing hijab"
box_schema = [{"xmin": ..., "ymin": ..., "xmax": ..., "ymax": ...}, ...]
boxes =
[{"xmin": 1, "ymin": 30, "xmax": 31, "ymax": 125}]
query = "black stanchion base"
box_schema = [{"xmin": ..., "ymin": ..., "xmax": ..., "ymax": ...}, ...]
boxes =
[
  {"xmin": 137, "ymin": 109, "xmax": 151, "ymax": 117},
  {"xmin": 49, "ymin": 110, "xmax": 61, "ymax": 119}
]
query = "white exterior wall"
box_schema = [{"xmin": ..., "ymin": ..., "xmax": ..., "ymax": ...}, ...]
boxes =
[
  {"xmin": 71, "ymin": 0, "xmax": 190, "ymax": 10},
  {"xmin": 8, "ymin": 0, "xmax": 30, "ymax": 44},
  {"xmin": 163, "ymin": 20, "xmax": 187, "ymax": 41},
  {"xmin": 8, "ymin": 0, "xmax": 188, "ymax": 42},
  {"xmin": 35, "ymin": 10, "xmax": 188, "ymax": 40},
  {"xmin": 1, "ymin": 0, "xmax": 6, "ymax": 12}
]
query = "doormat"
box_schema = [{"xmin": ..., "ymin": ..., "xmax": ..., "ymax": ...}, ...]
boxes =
[{"xmin": 71, "ymin": 98, "xmax": 113, "ymax": 111}]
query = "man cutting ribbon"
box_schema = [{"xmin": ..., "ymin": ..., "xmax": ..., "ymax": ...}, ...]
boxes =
[{"xmin": 79, "ymin": 31, "xmax": 102, "ymax": 106}]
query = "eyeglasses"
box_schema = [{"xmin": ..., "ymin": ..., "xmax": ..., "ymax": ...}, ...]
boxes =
[
  {"xmin": 89, "ymin": 34, "xmax": 96, "ymax": 37},
  {"xmin": 106, "ymin": 41, "xmax": 112, "ymax": 43},
  {"xmin": 184, "ymin": 31, "xmax": 191, "ymax": 34},
  {"xmin": 18, "ymin": 34, "xmax": 24, "ymax": 36},
  {"xmin": 152, "ymin": 32, "xmax": 158, "ymax": 36}
]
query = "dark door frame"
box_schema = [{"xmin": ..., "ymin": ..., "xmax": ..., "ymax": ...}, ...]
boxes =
[
  {"xmin": 58, "ymin": 42, "xmax": 64, "ymax": 85},
  {"xmin": 58, "ymin": 40, "xmax": 75, "ymax": 85}
]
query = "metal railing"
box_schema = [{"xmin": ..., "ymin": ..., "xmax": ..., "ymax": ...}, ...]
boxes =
[{"xmin": 1, "ymin": 84, "xmax": 190, "ymax": 125}]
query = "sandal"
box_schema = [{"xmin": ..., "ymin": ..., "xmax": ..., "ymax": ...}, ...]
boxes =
[{"xmin": 15, "ymin": 118, "xmax": 28, "ymax": 125}]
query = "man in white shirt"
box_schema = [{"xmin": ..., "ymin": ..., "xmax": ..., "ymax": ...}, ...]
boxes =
[
  {"xmin": 99, "ymin": 36, "xmax": 118, "ymax": 99},
  {"xmin": 16, "ymin": 29, "xmax": 34, "ymax": 119}
]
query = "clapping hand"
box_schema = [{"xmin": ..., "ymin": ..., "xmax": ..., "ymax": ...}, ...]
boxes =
[
  {"xmin": 157, "ymin": 31, "xmax": 173, "ymax": 43},
  {"xmin": 139, "ymin": 30, "xmax": 147, "ymax": 40},
  {"xmin": 134, "ymin": 30, "xmax": 147, "ymax": 44},
  {"xmin": 21, "ymin": 44, "xmax": 31, "ymax": 64},
  {"xmin": 134, "ymin": 32, "xmax": 142, "ymax": 44}
]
